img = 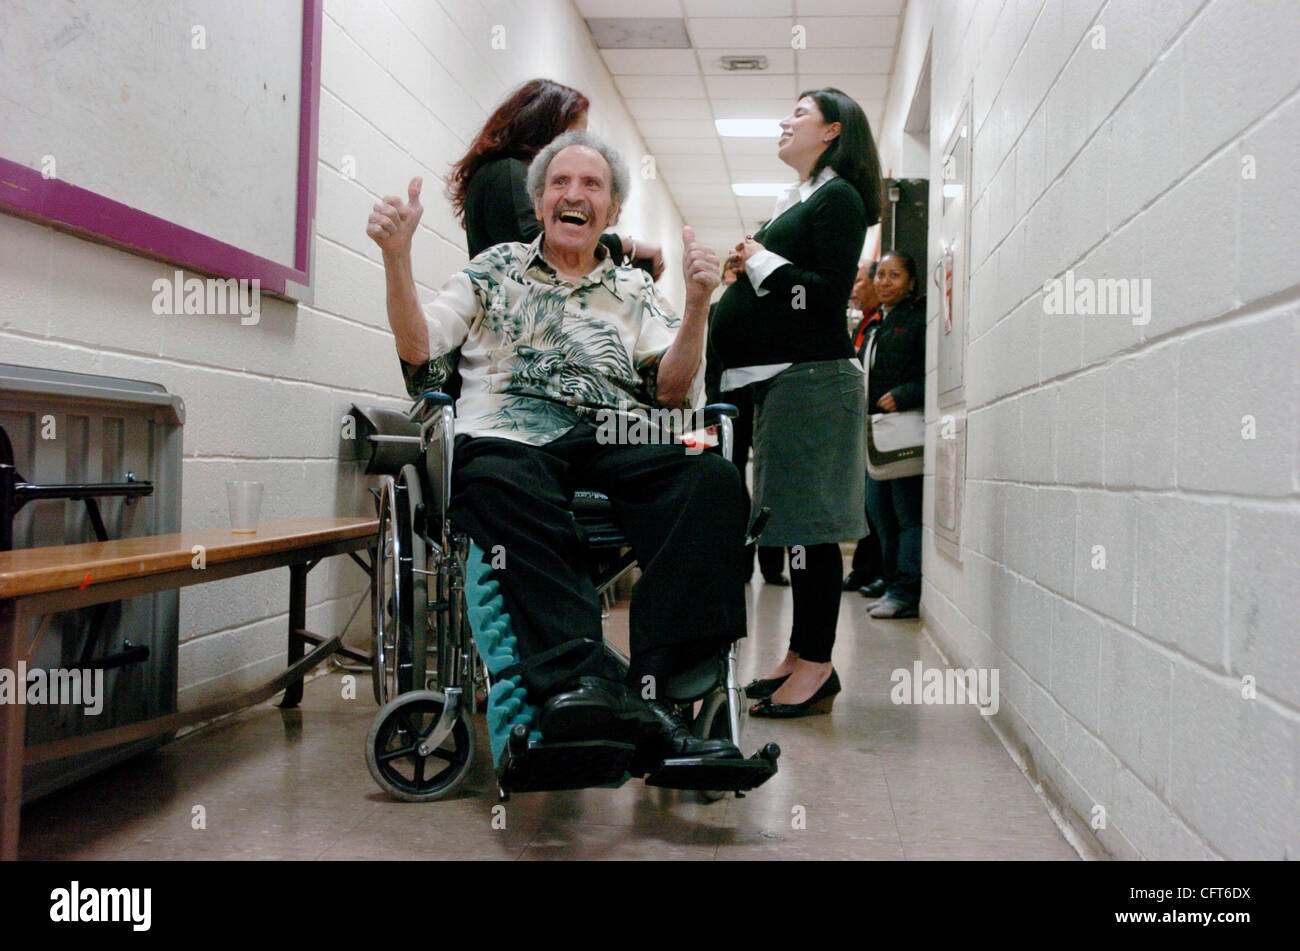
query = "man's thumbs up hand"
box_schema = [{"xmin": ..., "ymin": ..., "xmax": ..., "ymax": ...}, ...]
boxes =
[
  {"xmin": 367, "ymin": 176, "xmax": 425, "ymax": 256},
  {"xmin": 681, "ymin": 225, "xmax": 720, "ymax": 308}
]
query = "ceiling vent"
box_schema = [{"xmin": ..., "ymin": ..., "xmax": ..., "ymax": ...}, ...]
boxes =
[{"xmin": 719, "ymin": 55, "xmax": 768, "ymax": 71}]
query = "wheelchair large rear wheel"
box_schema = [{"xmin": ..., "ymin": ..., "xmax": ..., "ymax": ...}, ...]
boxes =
[
  {"xmin": 366, "ymin": 690, "xmax": 476, "ymax": 801},
  {"xmin": 372, "ymin": 475, "xmax": 422, "ymax": 705}
]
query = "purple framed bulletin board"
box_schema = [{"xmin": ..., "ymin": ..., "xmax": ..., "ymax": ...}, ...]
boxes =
[{"xmin": 0, "ymin": 0, "xmax": 323, "ymax": 300}]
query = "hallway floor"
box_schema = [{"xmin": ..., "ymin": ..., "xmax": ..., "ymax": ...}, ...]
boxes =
[{"xmin": 19, "ymin": 576, "xmax": 1079, "ymax": 860}]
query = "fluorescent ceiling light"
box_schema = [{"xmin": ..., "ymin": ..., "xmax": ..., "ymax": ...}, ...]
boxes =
[
  {"xmin": 732, "ymin": 182, "xmax": 791, "ymax": 197},
  {"xmin": 715, "ymin": 118, "xmax": 782, "ymax": 137}
]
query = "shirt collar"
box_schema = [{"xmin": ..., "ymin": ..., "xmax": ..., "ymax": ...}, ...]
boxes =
[
  {"xmin": 770, "ymin": 166, "xmax": 839, "ymax": 221},
  {"xmin": 524, "ymin": 234, "xmax": 624, "ymax": 300},
  {"xmin": 798, "ymin": 165, "xmax": 838, "ymax": 201}
]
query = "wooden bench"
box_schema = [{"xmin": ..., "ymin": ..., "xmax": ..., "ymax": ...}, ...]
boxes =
[{"xmin": 0, "ymin": 516, "xmax": 378, "ymax": 860}]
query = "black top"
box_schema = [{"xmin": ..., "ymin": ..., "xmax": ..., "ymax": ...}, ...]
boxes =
[
  {"xmin": 464, "ymin": 156, "xmax": 623, "ymax": 262},
  {"xmin": 709, "ymin": 177, "xmax": 867, "ymax": 371},
  {"xmin": 865, "ymin": 294, "xmax": 926, "ymax": 412}
]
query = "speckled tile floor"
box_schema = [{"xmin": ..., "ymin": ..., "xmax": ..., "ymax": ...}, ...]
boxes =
[{"xmin": 18, "ymin": 571, "xmax": 1079, "ymax": 860}]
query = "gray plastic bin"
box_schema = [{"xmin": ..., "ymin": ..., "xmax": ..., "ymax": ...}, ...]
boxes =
[{"xmin": 0, "ymin": 363, "xmax": 184, "ymax": 800}]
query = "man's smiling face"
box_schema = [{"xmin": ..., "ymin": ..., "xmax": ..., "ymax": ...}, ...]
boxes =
[{"xmin": 534, "ymin": 145, "xmax": 619, "ymax": 262}]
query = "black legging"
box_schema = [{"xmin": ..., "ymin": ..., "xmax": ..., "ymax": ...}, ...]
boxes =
[{"xmin": 786, "ymin": 542, "xmax": 844, "ymax": 663}]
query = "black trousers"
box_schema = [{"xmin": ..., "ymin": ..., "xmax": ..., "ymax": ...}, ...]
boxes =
[
  {"xmin": 720, "ymin": 385, "xmax": 786, "ymax": 579},
  {"xmin": 448, "ymin": 423, "xmax": 748, "ymax": 700},
  {"xmin": 849, "ymin": 510, "xmax": 882, "ymax": 580}
]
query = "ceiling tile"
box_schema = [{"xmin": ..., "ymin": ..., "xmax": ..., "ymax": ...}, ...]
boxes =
[
  {"xmin": 670, "ymin": 182, "xmax": 736, "ymax": 199},
  {"xmin": 687, "ymin": 215, "xmax": 747, "ymax": 229},
  {"xmin": 722, "ymin": 136, "xmax": 784, "ymax": 155},
  {"xmin": 637, "ymin": 119, "xmax": 718, "ymax": 138},
  {"xmin": 795, "ymin": 47, "xmax": 893, "ymax": 73},
  {"xmin": 698, "ymin": 48, "xmax": 796, "ymax": 74},
  {"xmin": 657, "ymin": 164, "xmax": 730, "ymax": 184},
  {"xmin": 794, "ymin": 0, "xmax": 901, "ymax": 15},
  {"xmin": 655, "ymin": 152, "xmax": 729, "ymax": 171},
  {"xmin": 577, "ymin": 0, "xmax": 683, "ymax": 16},
  {"xmin": 586, "ymin": 17, "xmax": 692, "ymax": 48},
  {"xmin": 644, "ymin": 137, "xmax": 724, "ymax": 155},
  {"xmin": 737, "ymin": 196, "xmax": 780, "ymax": 216},
  {"xmin": 684, "ymin": 0, "xmax": 792, "ymax": 15},
  {"xmin": 688, "ymin": 18, "xmax": 794, "ymax": 48},
  {"xmin": 626, "ymin": 98, "xmax": 715, "ymax": 120},
  {"xmin": 723, "ymin": 153, "xmax": 794, "ymax": 174},
  {"xmin": 710, "ymin": 98, "xmax": 795, "ymax": 119},
  {"xmin": 660, "ymin": 166, "xmax": 733, "ymax": 184},
  {"xmin": 799, "ymin": 17, "xmax": 899, "ymax": 48},
  {"xmin": 600, "ymin": 48, "xmax": 700, "ymax": 74},
  {"xmin": 796, "ymin": 74, "xmax": 889, "ymax": 101},
  {"xmin": 615, "ymin": 73, "xmax": 707, "ymax": 99},
  {"xmin": 705, "ymin": 73, "xmax": 798, "ymax": 99},
  {"xmin": 682, "ymin": 203, "xmax": 743, "ymax": 217}
]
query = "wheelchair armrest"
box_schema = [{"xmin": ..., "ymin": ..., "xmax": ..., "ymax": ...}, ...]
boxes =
[
  {"xmin": 408, "ymin": 390, "xmax": 455, "ymax": 424},
  {"xmin": 700, "ymin": 403, "xmax": 738, "ymax": 425}
]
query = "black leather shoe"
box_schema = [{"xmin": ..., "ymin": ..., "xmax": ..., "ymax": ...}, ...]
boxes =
[
  {"xmin": 842, "ymin": 571, "xmax": 867, "ymax": 591},
  {"xmin": 538, "ymin": 677, "xmax": 654, "ymax": 744},
  {"xmin": 858, "ymin": 578, "xmax": 886, "ymax": 598},
  {"xmin": 743, "ymin": 672, "xmax": 790, "ymax": 700},
  {"xmin": 634, "ymin": 701, "xmax": 740, "ymax": 773},
  {"xmin": 750, "ymin": 669, "xmax": 841, "ymax": 719},
  {"xmin": 763, "ymin": 573, "xmax": 791, "ymax": 586}
]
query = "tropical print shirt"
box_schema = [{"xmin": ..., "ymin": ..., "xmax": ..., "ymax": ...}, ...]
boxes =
[{"xmin": 400, "ymin": 235, "xmax": 703, "ymax": 446}]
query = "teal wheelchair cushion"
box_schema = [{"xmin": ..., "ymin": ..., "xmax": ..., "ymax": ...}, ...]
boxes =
[{"xmin": 463, "ymin": 542, "xmax": 543, "ymax": 765}]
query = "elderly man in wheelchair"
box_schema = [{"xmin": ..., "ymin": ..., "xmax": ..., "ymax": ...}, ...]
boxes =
[{"xmin": 361, "ymin": 130, "xmax": 779, "ymax": 801}]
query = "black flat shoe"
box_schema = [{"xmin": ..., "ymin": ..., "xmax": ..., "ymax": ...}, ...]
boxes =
[
  {"xmin": 750, "ymin": 669, "xmax": 841, "ymax": 719},
  {"xmin": 743, "ymin": 672, "xmax": 791, "ymax": 700}
]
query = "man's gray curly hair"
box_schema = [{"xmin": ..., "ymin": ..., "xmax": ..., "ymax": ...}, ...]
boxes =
[{"xmin": 526, "ymin": 130, "xmax": 630, "ymax": 219}]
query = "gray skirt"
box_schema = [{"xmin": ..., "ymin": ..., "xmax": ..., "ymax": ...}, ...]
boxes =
[{"xmin": 752, "ymin": 358, "xmax": 868, "ymax": 547}]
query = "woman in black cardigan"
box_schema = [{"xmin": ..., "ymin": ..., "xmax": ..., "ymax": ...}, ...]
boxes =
[
  {"xmin": 863, "ymin": 251, "xmax": 926, "ymax": 618},
  {"xmin": 710, "ymin": 88, "xmax": 882, "ymax": 718}
]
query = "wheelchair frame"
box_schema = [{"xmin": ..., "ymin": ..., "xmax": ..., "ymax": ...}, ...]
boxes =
[{"xmin": 363, "ymin": 392, "xmax": 771, "ymax": 802}]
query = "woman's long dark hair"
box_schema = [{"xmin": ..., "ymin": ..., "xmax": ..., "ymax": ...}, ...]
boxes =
[
  {"xmin": 447, "ymin": 79, "xmax": 590, "ymax": 224},
  {"xmin": 800, "ymin": 87, "xmax": 883, "ymax": 227}
]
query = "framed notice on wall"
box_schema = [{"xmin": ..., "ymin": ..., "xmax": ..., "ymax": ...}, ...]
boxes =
[
  {"xmin": 0, "ymin": 0, "xmax": 323, "ymax": 300},
  {"xmin": 936, "ymin": 94, "xmax": 972, "ymax": 408},
  {"xmin": 933, "ymin": 414, "xmax": 965, "ymax": 561}
]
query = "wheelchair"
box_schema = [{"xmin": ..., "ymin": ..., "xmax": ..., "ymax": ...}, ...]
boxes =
[{"xmin": 348, "ymin": 392, "xmax": 779, "ymax": 803}]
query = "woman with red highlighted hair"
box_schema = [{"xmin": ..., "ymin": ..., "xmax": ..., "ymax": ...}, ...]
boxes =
[{"xmin": 447, "ymin": 78, "xmax": 662, "ymax": 275}]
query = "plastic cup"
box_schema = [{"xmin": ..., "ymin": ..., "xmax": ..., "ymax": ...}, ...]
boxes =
[{"xmin": 226, "ymin": 481, "xmax": 264, "ymax": 534}]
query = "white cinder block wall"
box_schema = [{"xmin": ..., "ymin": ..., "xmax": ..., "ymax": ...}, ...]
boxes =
[
  {"xmin": 0, "ymin": 0, "xmax": 685, "ymax": 709},
  {"xmin": 878, "ymin": 0, "xmax": 1300, "ymax": 858}
]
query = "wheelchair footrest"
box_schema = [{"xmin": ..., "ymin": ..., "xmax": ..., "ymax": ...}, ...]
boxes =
[
  {"xmin": 498, "ymin": 728, "xmax": 635, "ymax": 793},
  {"xmin": 644, "ymin": 743, "xmax": 781, "ymax": 792}
]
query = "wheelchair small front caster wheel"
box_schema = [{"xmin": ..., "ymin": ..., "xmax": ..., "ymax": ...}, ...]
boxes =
[{"xmin": 366, "ymin": 690, "xmax": 475, "ymax": 802}]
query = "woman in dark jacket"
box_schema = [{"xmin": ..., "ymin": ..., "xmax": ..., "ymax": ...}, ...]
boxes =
[
  {"xmin": 863, "ymin": 250, "xmax": 926, "ymax": 618},
  {"xmin": 447, "ymin": 78, "xmax": 662, "ymax": 275},
  {"xmin": 710, "ymin": 87, "xmax": 882, "ymax": 718}
]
